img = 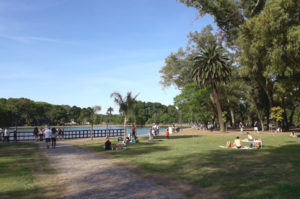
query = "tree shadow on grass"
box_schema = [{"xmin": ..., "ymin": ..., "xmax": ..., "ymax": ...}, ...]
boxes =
[
  {"xmin": 148, "ymin": 144, "xmax": 300, "ymax": 199},
  {"xmin": 154, "ymin": 135, "xmax": 202, "ymax": 140}
]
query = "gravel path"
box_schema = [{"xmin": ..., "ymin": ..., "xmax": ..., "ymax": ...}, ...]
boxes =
[{"xmin": 38, "ymin": 141, "xmax": 187, "ymax": 199}]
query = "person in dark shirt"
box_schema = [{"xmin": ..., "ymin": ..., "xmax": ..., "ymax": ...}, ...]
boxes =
[{"xmin": 105, "ymin": 138, "xmax": 112, "ymax": 150}]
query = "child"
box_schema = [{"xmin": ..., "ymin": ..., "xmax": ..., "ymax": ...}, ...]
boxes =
[{"xmin": 166, "ymin": 129, "xmax": 170, "ymax": 139}]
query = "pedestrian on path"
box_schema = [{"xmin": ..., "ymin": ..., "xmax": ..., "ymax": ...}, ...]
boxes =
[
  {"xmin": 39, "ymin": 128, "xmax": 44, "ymax": 141},
  {"xmin": 51, "ymin": 128, "xmax": 57, "ymax": 149},
  {"xmin": 44, "ymin": 127, "xmax": 52, "ymax": 149}
]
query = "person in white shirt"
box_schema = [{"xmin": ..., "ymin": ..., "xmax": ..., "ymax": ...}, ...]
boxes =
[
  {"xmin": 44, "ymin": 127, "xmax": 52, "ymax": 149},
  {"xmin": 4, "ymin": 128, "xmax": 9, "ymax": 142}
]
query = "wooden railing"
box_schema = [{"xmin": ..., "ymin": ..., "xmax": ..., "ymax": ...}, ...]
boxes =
[{"xmin": 2, "ymin": 129, "xmax": 124, "ymax": 142}]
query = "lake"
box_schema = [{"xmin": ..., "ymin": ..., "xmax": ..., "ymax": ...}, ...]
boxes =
[{"xmin": 4, "ymin": 126, "xmax": 168, "ymax": 141}]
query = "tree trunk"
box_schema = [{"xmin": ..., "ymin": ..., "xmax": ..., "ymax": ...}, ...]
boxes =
[
  {"xmin": 250, "ymin": 89, "xmax": 264, "ymax": 132},
  {"xmin": 289, "ymin": 109, "xmax": 295, "ymax": 127},
  {"xmin": 230, "ymin": 108, "xmax": 235, "ymax": 128},
  {"xmin": 211, "ymin": 82, "xmax": 224, "ymax": 132},
  {"xmin": 91, "ymin": 123, "xmax": 93, "ymax": 140}
]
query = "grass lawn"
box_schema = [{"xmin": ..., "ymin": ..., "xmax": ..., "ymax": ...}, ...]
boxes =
[
  {"xmin": 0, "ymin": 143, "xmax": 63, "ymax": 199},
  {"xmin": 70, "ymin": 129, "xmax": 300, "ymax": 199}
]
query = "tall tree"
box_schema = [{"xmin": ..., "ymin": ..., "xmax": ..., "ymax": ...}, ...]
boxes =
[
  {"xmin": 106, "ymin": 107, "xmax": 114, "ymax": 129},
  {"xmin": 110, "ymin": 92, "xmax": 139, "ymax": 138},
  {"xmin": 192, "ymin": 44, "xmax": 231, "ymax": 132}
]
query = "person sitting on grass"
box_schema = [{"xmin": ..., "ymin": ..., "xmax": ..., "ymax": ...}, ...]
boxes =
[
  {"xmin": 104, "ymin": 138, "xmax": 112, "ymax": 150},
  {"xmin": 290, "ymin": 131, "xmax": 296, "ymax": 137},
  {"xmin": 247, "ymin": 132, "xmax": 253, "ymax": 141},
  {"xmin": 233, "ymin": 136, "xmax": 242, "ymax": 149}
]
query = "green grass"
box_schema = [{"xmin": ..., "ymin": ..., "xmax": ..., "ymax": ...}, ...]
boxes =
[
  {"xmin": 71, "ymin": 131, "xmax": 300, "ymax": 199},
  {"xmin": 0, "ymin": 143, "xmax": 62, "ymax": 199}
]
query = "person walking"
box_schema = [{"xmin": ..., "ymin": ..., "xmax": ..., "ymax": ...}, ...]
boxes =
[
  {"xmin": 39, "ymin": 128, "xmax": 44, "ymax": 141},
  {"xmin": 44, "ymin": 127, "xmax": 51, "ymax": 149},
  {"xmin": 33, "ymin": 127, "xmax": 39, "ymax": 141},
  {"xmin": 51, "ymin": 128, "xmax": 57, "ymax": 149},
  {"xmin": 4, "ymin": 128, "xmax": 9, "ymax": 142}
]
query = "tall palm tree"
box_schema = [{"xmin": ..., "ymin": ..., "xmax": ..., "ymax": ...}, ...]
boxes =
[
  {"xmin": 192, "ymin": 44, "xmax": 231, "ymax": 132},
  {"xmin": 110, "ymin": 92, "xmax": 139, "ymax": 138},
  {"xmin": 90, "ymin": 106, "xmax": 101, "ymax": 140},
  {"xmin": 106, "ymin": 107, "xmax": 114, "ymax": 129}
]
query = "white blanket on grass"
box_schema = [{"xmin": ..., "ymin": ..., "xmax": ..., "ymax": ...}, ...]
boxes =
[{"xmin": 219, "ymin": 145, "xmax": 253, "ymax": 150}]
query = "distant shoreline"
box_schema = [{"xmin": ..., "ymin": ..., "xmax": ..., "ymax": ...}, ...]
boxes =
[{"xmin": 9, "ymin": 123, "xmax": 190, "ymax": 129}]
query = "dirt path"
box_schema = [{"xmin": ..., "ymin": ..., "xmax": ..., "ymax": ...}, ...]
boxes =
[{"xmin": 38, "ymin": 141, "xmax": 187, "ymax": 199}]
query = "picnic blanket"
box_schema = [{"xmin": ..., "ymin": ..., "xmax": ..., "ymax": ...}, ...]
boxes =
[{"xmin": 219, "ymin": 145, "xmax": 253, "ymax": 150}]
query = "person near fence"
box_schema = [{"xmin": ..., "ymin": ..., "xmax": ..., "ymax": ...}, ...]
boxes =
[
  {"xmin": 58, "ymin": 128, "xmax": 64, "ymax": 140},
  {"xmin": 51, "ymin": 128, "xmax": 57, "ymax": 149},
  {"xmin": 4, "ymin": 128, "xmax": 9, "ymax": 142},
  {"xmin": 33, "ymin": 127, "xmax": 39, "ymax": 141},
  {"xmin": 44, "ymin": 127, "xmax": 52, "ymax": 149},
  {"xmin": 39, "ymin": 128, "xmax": 44, "ymax": 141},
  {"xmin": 13, "ymin": 130, "xmax": 17, "ymax": 142}
]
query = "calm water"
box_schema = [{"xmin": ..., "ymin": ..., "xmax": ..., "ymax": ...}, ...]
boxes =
[{"xmin": 5, "ymin": 126, "xmax": 168, "ymax": 140}]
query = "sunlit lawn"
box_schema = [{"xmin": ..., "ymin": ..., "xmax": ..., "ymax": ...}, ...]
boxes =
[
  {"xmin": 0, "ymin": 143, "xmax": 62, "ymax": 199},
  {"xmin": 71, "ymin": 130, "xmax": 300, "ymax": 199}
]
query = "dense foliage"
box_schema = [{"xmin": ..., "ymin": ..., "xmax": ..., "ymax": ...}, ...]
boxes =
[
  {"xmin": 0, "ymin": 98, "xmax": 180, "ymax": 127},
  {"xmin": 160, "ymin": 0, "xmax": 300, "ymax": 130}
]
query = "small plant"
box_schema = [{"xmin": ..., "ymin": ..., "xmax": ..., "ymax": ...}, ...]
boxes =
[{"xmin": 270, "ymin": 107, "xmax": 284, "ymax": 127}]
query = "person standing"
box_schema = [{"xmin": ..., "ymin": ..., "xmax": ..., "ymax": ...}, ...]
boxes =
[
  {"xmin": 166, "ymin": 129, "xmax": 170, "ymax": 139},
  {"xmin": 254, "ymin": 121, "xmax": 259, "ymax": 133},
  {"xmin": 51, "ymin": 128, "xmax": 57, "ymax": 149},
  {"xmin": 4, "ymin": 128, "xmax": 9, "ymax": 142},
  {"xmin": 148, "ymin": 127, "xmax": 153, "ymax": 141},
  {"xmin": 131, "ymin": 124, "xmax": 136, "ymax": 139},
  {"xmin": 44, "ymin": 127, "xmax": 52, "ymax": 149},
  {"xmin": 239, "ymin": 122, "xmax": 244, "ymax": 134},
  {"xmin": 13, "ymin": 130, "xmax": 17, "ymax": 142},
  {"xmin": 39, "ymin": 128, "xmax": 44, "ymax": 141},
  {"xmin": 33, "ymin": 127, "xmax": 39, "ymax": 141}
]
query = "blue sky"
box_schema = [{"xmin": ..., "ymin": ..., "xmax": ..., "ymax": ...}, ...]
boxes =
[{"xmin": 0, "ymin": 0, "xmax": 214, "ymax": 114}]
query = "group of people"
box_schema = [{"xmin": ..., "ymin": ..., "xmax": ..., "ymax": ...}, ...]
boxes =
[
  {"xmin": 148, "ymin": 123, "xmax": 161, "ymax": 141},
  {"xmin": 33, "ymin": 127, "xmax": 64, "ymax": 142},
  {"xmin": 42, "ymin": 126, "xmax": 59, "ymax": 149},
  {"xmin": 226, "ymin": 132, "xmax": 262, "ymax": 149}
]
